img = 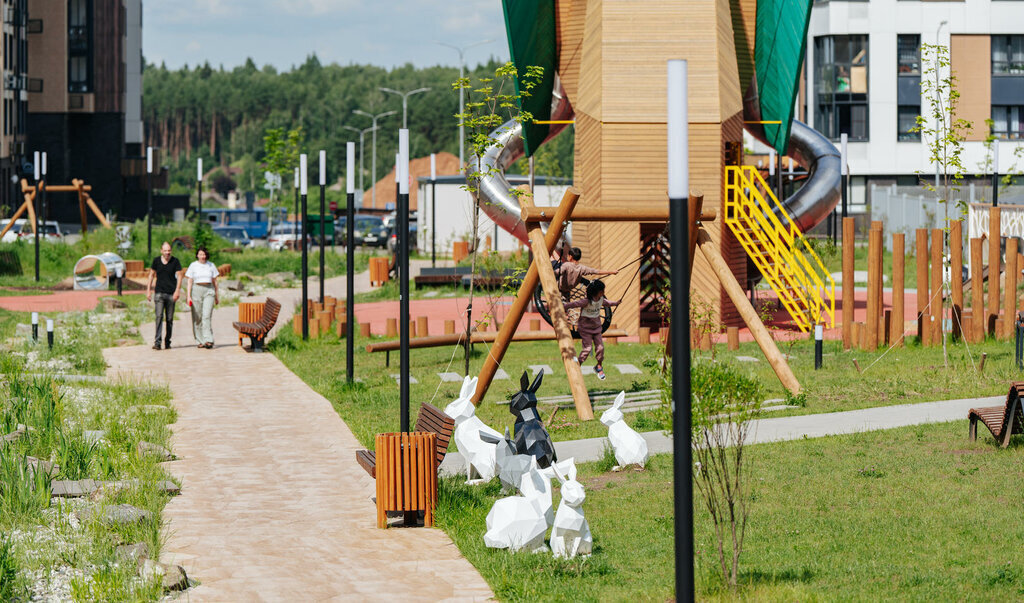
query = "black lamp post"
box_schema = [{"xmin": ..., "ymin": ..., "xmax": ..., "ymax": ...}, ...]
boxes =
[
  {"xmin": 398, "ymin": 129, "xmax": 411, "ymax": 433},
  {"xmin": 319, "ymin": 150, "xmax": 326, "ymax": 303},
  {"xmin": 430, "ymin": 153, "xmax": 437, "ymax": 268},
  {"xmin": 197, "ymin": 158, "xmax": 203, "ymax": 227},
  {"xmin": 993, "ymin": 139, "xmax": 999, "ymax": 207},
  {"xmin": 147, "ymin": 146, "xmax": 153, "ymax": 258},
  {"xmin": 300, "ymin": 154, "xmax": 309, "ymax": 340},
  {"xmin": 346, "ymin": 141, "xmax": 356, "ymax": 383},
  {"xmin": 33, "ymin": 151, "xmax": 39, "ymax": 282},
  {"xmin": 667, "ymin": 59, "xmax": 694, "ymax": 601}
]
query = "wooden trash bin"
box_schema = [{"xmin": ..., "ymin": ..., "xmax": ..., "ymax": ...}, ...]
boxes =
[
  {"xmin": 375, "ymin": 432, "xmax": 438, "ymax": 528},
  {"xmin": 238, "ymin": 301, "xmax": 266, "ymax": 346},
  {"xmin": 452, "ymin": 241, "xmax": 470, "ymax": 264}
]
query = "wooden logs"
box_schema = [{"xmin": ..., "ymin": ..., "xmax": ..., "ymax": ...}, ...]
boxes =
[
  {"xmin": 892, "ymin": 233, "xmax": 905, "ymax": 347},
  {"xmin": 971, "ymin": 238, "xmax": 984, "ymax": 342},
  {"xmin": 360, "ymin": 322, "xmax": 371, "ymax": 337},
  {"xmin": 639, "ymin": 327, "xmax": 651, "ymax": 345},
  {"xmin": 520, "ymin": 204, "xmax": 717, "ymax": 223},
  {"xmin": 444, "ymin": 320, "xmax": 455, "ymax": 335},
  {"xmin": 852, "ymin": 321, "xmax": 863, "ymax": 350},
  {"xmin": 530, "ymin": 318, "xmax": 541, "ymax": 331},
  {"xmin": 452, "ymin": 241, "xmax": 470, "ymax": 264},
  {"xmin": 727, "ymin": 326, "xmax": 739, "ymax": 350},
  {"xmin": 988, "ymin": 207, "xmax": 1001, "ymax": 336},
  {"xmin": 1005, "ymin": 238, "xmax": 1019, "ymax": 340},
  {"xmin": 916, "ymin": 229, "xmax": 929, "ymax": 345},
  {"xmin": 866, "ymin": 227, "xmax": 882, "ymax": 350},
  {"xmin": 842, "ymin": 217, "xmax": 855, "ymax": 350},
  {"xmin": 950, "ymin": 221, "xmax": 963, "ymax": 341},
  {"xmin": 386, "ymin": 318, "xmax": 398, "ymax": 337},
  {"xmin": 417, "ymin": 316, "xmax": 429, "ymax": 337},
  {"xmin": 930, "ymin": 228, "xmax": 943, "ymax": 344}
]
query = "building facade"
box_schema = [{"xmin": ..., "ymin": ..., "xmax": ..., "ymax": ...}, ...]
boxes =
[
  {"xmin": 804, "ymin": 0, "xmax": 1024, "ymax": 211},
  {"xmin": 24, "ymin": 0, "xmax": 142, "ymax": 224},
  {"xmin": 1, "ymin": 0, "xmax": 29, "ymax": 216}
]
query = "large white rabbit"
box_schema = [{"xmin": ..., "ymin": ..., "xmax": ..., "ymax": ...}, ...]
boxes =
[
  {"xmin": 483, "ymin": 457, "xmax": 549, "ymax": 553},
  {"xmin": 445, "ymin": 376, "xmax": 502, "ymax": 484},
  {"xmin": 550, "ymin": 458, "xmax": 592, "ymax": 558},
  {"xmin": 600, "ymin": 391, "xmax": 649, "ymax": 468}
]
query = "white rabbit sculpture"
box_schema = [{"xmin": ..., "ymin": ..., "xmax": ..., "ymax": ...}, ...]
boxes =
[
  {"xmin": 550, "ymin": 458, "xmax": 592, "ymax": 558},
  {"xmin": 444, "ymin": 376, "xmax": 502, "ymax": 484},
  {"xmin": 483, "ymin": 457, "xmax": 550, "ymax": 553},
  {"xmin": 481, "ymin": 428, "xmax": 532, "ymax": 492},
  {"xmin": 600, "ymin": 391, "xmax": 649, "ymax": 468}
]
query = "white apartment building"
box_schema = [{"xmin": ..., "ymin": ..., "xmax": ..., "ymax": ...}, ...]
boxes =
[{"xmin": 803, "ymin": 0, "xmax": 1024, "ymax": 210}]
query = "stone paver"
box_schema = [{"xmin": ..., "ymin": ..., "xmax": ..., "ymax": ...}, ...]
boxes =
[
  {"xmin": 528, "ymin": 364, "xmax": 553, "ymax": 376},
  {"xmin": 392, "ymin": 374, "xmax": 419, "ymax": 385},
  {"xmin": 613, "ymin": 363, "xmax": 642, "ymax": 375},
  {"xmin": 438, "ymin": 372, "xmax": 464, "ymax": 383},
  {"xmin": 103, "ymin": 266, "xmax": 493, "ymax": 601},
  {"xmin": 493, "ymin": 368, "xmax": 510, "ymax": 380}
]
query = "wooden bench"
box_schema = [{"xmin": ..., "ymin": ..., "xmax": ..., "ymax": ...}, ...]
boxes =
[
  {"xmin": 355, "ymin": 402, "xmax": 454, "ymax": 479},
  {"xmin": 231, "ymin": 297, "xmax": 281, "ymax": 352},
  {"xmin": 237, "ymin": 301, "xmax": 266, "ymax": 346},
  {"xmin": 969, "ymin": 382, "xmax": 1024, "ymax": 447},
  {"xmin": 413, "ymin": 266, "xmax": 472, "ymax": 289}
]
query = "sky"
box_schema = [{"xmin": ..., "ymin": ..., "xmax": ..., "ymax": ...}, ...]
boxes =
[{"xmin": 144, "ymin": 0, "xmax": 510, "ymax": 72}]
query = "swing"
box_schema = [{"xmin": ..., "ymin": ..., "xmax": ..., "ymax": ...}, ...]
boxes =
[{"xmin": 532, "ymin": 253, "xmax": 645, "ymax": 338}]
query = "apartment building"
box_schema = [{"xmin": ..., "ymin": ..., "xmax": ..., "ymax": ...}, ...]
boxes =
[
  {"xmin": 24, "ymin": 0, "xmax": 142, "ymax": 223},
  {"xmin": 803, "ymin": 0, "xmax": 1024, "ymax": 210},
  {"xmin": 1, "ymin": 0, "xmax": 28, "ymax": 216}
]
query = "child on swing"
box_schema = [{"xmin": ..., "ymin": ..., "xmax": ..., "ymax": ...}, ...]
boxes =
[
  {"xmin": 555, "ymin": 243, "xmax": 618, "ymax": 302},
  {"xmin": 565, "ymin": 280, "xmax": 620, "ymax": 380}
]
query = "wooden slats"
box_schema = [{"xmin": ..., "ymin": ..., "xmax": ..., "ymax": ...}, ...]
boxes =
[
  {"xmin": 968, "ymin": 382, "xmax": 1024, "ymax": 447},
  {"xmin": 374, "ymin": 432, "xmax": 438, "ymax": 528}
]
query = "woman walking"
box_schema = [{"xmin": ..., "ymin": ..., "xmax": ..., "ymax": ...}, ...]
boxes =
[{"xmin": 185, "ymin": 247, "xmax": 220, "ymax": 348}]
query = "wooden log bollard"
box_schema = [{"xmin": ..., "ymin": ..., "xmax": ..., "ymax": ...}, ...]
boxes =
[
  {"xmin": 867, "ymin": 227, "xmax": 882, "ymax": 350},
  {"xmin": 1005, "ymin": 238, "xmax": 1019, "ymax": 340},
  {"xmin": 444, "ymin": 320, "xmax": 455, "ymax": 335},
  {"xmin": 852, "ymin": 321, "xmax": 864, "ymax": 351},
  {"xmin": 892, "ymin": 233, "xmax": 905, "ymax": 347},
  {"xmin": 360, "ymin": 322, "xmax": 371, "ymax": 337},
  {"xmin": 417, "ymin": 316, "xmax": 429, "ymax": 337},
  {"xmin": 386, "ymin": 318, "xmax": 398, "ymax": 338},
  {"xmin": 727, "ymin": 326, "xmax": 739, "ymax": 350},
  {"xmin": 639, "ymin": 327, "xmax": 651, "ymax": 345}
]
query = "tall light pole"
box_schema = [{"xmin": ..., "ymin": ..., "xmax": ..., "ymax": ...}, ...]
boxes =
[
  {"xmin": 380, "ymin": 86, "xmax": 431, "ymax": 129},
  {"xmin": 435, "ymin": 39, "xmax": 492, "ymax": 168},
  {"xmin": 353, "ymin": 109, "xmax": 396, "ymax": 208},
  {"xmin": 342, "ymin": 124, "xmax": 378, "ymax": 198}
]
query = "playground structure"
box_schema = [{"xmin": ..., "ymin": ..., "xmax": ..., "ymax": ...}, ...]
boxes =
[
  {"xmin": 72, "ymin": 252, "xmax": 125, "ymax": 291},
  {"xmin": 0, "ymin": 178, "xmax": 111, "ymax": 241},
  {"xmin": 471, "ymin": 187, "xmax": 800, "ymax": 418},
  {"xmin": 475, "ymin": 0, "xmax": 839, "ymax": 338}
]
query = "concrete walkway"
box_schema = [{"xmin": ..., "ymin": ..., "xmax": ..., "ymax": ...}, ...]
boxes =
[
  {"xmin": 441, "ymin": 393, "xmax": 1002, "ymax": 474},
  {"xmin": 103, "ymin": 263, "xmax": 493, "ymax": 601}
]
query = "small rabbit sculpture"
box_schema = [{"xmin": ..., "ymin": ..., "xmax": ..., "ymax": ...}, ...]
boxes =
[
  {"xmin": 483, "ymin": 457, "xmax": 550, "ymax": 553},
  {"xmin": 550, "ymin": 458, "xmax": 593, "ymax": 558},
  {"xmin": 481, "ymin": 428, "xmax": 532, "ymax": 492},
  {"xmin": 510, "ymin": 370, "xmax": 556, "ymax": 468},
  {"xmin": 600, "ymin": 391, "xmax": 649, "ymax": 468},
  {"xmin": 445, "ymin": 376, "xmax": 502, "ymax": 483}
]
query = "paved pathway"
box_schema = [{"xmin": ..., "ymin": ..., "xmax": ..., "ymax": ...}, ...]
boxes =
[{"xmin": 103, "ymin": 262, "xmax": 493, "ymax": 601}]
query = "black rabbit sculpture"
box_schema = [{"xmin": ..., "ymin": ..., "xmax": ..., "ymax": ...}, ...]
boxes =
[{"xmin": 509, "ymin": 370, "xmax": 557, "ymax": 468}]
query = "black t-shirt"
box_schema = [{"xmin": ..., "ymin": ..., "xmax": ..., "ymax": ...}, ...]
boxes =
[{"xmin": 151, "ymin": 256, "xmax": 182, "ymax": 294}]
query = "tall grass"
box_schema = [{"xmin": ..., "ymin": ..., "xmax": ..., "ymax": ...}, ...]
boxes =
[
  {"xmin": 0, "ymin": 532, "xmax": 24, "ymax": 601},
  {"xmin": 0, "ymin": 453, "xmax": 51, "ymax": 526}
]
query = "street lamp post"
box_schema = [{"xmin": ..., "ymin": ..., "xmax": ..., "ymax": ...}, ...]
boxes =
[
  {"xmin": 33, "ymin": 151, "xmax": 39, "ymax": 282},
  {"xmin": 435, "ymin": 40, "xmax": 492, "ymax": 168},
  {"xmin": 353, "ymin": 109, "xmax": 396, "ymax": 208},
  {"xmin": 147, "ymin": 147, "xmax": 153, "ymax": 257},
  {"xmin": 345, "ymin": 141, "xmax": 356, "ymax": 383},
  {"xmin": 379, "ymin": 86, "xmax": 431, "ymax": 129},
  {"xmin": 342, "ymin": 124, "xmax": 379, "ymax": 202}
]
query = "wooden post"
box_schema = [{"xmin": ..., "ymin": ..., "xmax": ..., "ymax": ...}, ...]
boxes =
[
  {"xmin": 916, "ymin": 229, "xmax": 929, "ymax": 345},
  {"xmin": 884, "ymin": 309, "xmax": 892, "ymax": 345},
  {"xmin": 386, "ymin": 318, "xmax": 397, "ymax": 338},
  {"xmin": 410, "ymin": 321, "xmax": 417, "ymax": 338},
  {"xmin": 639, "ymin": 327, "xmax": 651, "ymax": 344},
  {"xmin": 971, "ymin": 238, "xmax": 984, "ymax": 342},
  {"xmin": 866, "ymin": 227, "xmax": 882, "ymax": 350},
  {"xmin": 988, "ymin": 206, "xmax": 1001, "ymax": 336},
  {"xmin": 444, "ymin": 320, "xmax": 455, "ymax": 335},
  {"xmin": 696, "ymin": 228, "xmax": 801, "ymax": 395},
  {"xmin": 360, "ymin": 322, "xmax": 371, "ymax": 337},
  {"xmin": 700, "ymin": 332, "xmax": 712, "ymax": 351},
  {"xmin": 892, "ymin": 233, "xmax": 905, "ymax": 347},
  {"xmin": 528, "ymin": 225, "xmax": 593, "ymax": 420},
  {"xmin": 529, "ymin": 318, "xmax": 541, "ymax": 331},
  {"xmin": 930, "ymin": 228, "xmax": 943, "ymax": 344},
  {"xmin": 852, "ymin": 321, "xmax": 863, "ymax": 350},
  {"xmin": 950, "ymin": 220, "xmax": 963, "ymax": 341},
  {"xmin": 872, "ymin": 221, "xmax": 884, "ymax": 324},
  {"xmin": 417, "ymin": 316, "xmax": 429, "ymax": 337},
  {"xmin": 727, "ymin": 326, "xmax": 739, "ymax": 350},
  {"xmin": 842, "ymin": 217, "xmax": 855, "ymax": 350},
  {"xmin": 607, "ymin": 323, "xmax": 619, "ymax": 345},
  {"xmin": 1005, "ymin": 238, "xmax": 1019, "ymax": 339}
]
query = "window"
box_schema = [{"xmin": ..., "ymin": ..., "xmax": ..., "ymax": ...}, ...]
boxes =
[
  {"xmin": 25, "ymin": 18, "xmax": 41, "ymax": 33},
  {"xmin": 815, "ymin": 35, "xmax": 869, "ymax": 141},
  {"xmin": 897, "ymin": 35, "xmax": 921, "ymax": 141},
  {"xmin": 67, "ymin": 0, "xmax": 92, "ymax": 92},
  {"xmin": 992, "ymin": 105, "xmax": 1024, "ymax": 140},
  {"xmin": 992, "ymin": 36, "xmax": 1024, "ymax": 75}
]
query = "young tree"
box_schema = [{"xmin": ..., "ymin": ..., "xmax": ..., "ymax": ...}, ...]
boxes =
[
  {"xmin": 262, "ymin": 126, "xmax": 304, "ymax": 232},
  {"xmin": 912, "ymin": 43, "xmax": 972, "ymax": 364},
  {"xmin": 454, "ymin": 62, "xmax": 543, "ymax": 374}
]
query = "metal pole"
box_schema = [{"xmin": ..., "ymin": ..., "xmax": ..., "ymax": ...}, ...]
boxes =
[
  {"xmin": 197, "ymin": 158, "xmax": 203, "ymax": 228},
  {"xmin": 146, "ymin": 148, "xmax": 152, "ymax": 258},
  {"xmin": 371, "ymin": 123, "xmax": 377, "ymax": 207},
  {"xmin": 346, "ymin": 141, "xmax": 356, "ymax": 383},
  {"xmin": 32, "ymin": 151, "xmax": 39, "ymax": 282},
  {"xmin": 399, "ymin": 130, "xmax": 411, "ymax": 433},
  {"xmin": 319, "ymin": 150, "xmax": 326, "ymax": 303},
  {"xmin": 667, "ymin": 59, "xmax": 694, "ymax": 602},
  {"xmin": 993, "ymin": 139, "xmax": 999, "ymax": 207},
  {"xmin": 814, "ymin": 324, "xmax": 823, "ymax": 370},
  {"xmin": 294, "ymin": 167, "xmax": 299, "ymax": 226},
  {"xmin": 840, "ymin": 133, "xmax": 848, "ymax": 246},
  {"xmin": 431, "ymin": 153, "xmax": 437, "ymax": 268},
  {"xmin": 300, "ymin": 155, "xmax": 309, "ymax": 340}
]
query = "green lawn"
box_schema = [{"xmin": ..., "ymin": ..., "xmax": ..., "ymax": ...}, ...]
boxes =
[{"xmin": 436, "ymin": 422, "xmax": 1024, "ymax": 601}]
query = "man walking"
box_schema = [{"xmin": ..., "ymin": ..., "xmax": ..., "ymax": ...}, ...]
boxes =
[{"xmin": 146, "ymin": 242, "xmax": 183, "ymax": 350}]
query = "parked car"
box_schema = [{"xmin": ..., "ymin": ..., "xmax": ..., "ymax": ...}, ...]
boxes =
[
  {"xmin": 387, "ymin": 219, "xmax": 419, "ymax": 253},
  {"xmin": 17, "ymin": 220, "xmax": 63, "ymax": 243},
  {"xmin": 354, "ymin": 215, "xmax": 388, "ymax": 248},
  {"xmin": 267, "ymin": 223, "xmax": 309, "ymax": 251},
  {"xmin": 213, "ymin": 226, "xmax": 253, "ymax": 248},
  {"xmin": 1, "ymin": 219, "xmax": 26, "ymax": 243}
]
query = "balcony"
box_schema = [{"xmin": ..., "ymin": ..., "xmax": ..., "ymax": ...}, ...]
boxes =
[{"xmin": 68, "ymin": 26, "xmax": 88, "ymax": 54}]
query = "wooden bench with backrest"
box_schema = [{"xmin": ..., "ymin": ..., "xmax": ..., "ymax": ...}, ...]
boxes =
[
  {"xmin": 231, "ymin": 297, "xmax": 281, "ymax": 352},
  {"xmin": 355, "ymin": 402, "xmax": 454, "ymax": 478},
  {"xmin": 969, "ymin": 382, "xmax": 1024, "ymax": 447}
]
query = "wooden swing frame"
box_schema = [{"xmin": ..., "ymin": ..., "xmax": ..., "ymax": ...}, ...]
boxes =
[
  {"xmin": 0, "ymin": 178, "xmax": 111, "ymax": 241},
  {"xmin": 471, "ymin": 187, "xmax": 800, "ymax": 420}
]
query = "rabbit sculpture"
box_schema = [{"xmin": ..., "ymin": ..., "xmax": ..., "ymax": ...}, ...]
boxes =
[
  {"xmin": 550, "ymin": 458, "xmax": 593, "ymax": 558},
  {"xmin": 444, "ymin": 376, "xmax": 502, "ymax": 483},
  {"xmin": 483, "ymin": 457, "xmax": 550, "ymax": 553},
  {"xmin": 600, "ymin": 391, "xmax": 649, "ymax": 468},
  {"xmin": 481, "ymin": 428, "xmax": 532, "ymax": 492},
  {"xmin": 510, "ymin": 370, "xmax": 556, "ymax": 468}
]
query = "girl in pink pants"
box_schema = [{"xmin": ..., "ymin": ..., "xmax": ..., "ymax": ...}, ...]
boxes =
[{"xmin": 565, "ymin": 280, "xmax": 620, "ymax": 379}]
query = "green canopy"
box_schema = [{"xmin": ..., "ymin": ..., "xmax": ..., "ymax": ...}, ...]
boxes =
[
  {"xmin": 755, "ymin": 0, "xmax": 813, "ymax": 154},
  {"xmin": 501, "ymin": 0, "xmax": 557, "ymax": 157}
]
